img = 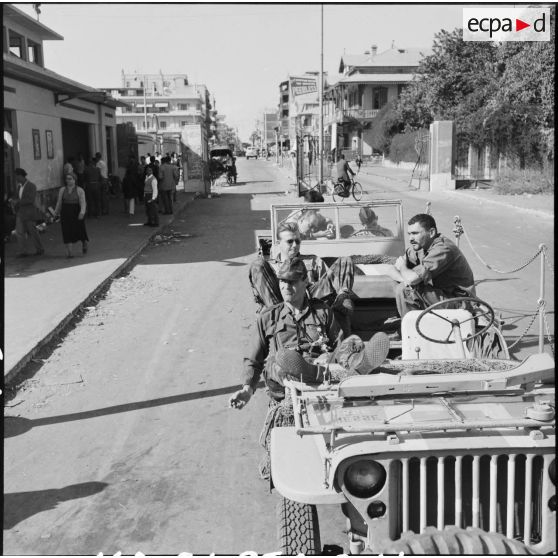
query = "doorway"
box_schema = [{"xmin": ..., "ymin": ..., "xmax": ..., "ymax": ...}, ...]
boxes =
[{"xmin": 61, "ymin": 119, "xmax": 90, "ymax": 163}]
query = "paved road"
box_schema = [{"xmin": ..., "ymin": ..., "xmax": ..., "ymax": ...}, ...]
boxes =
[{"xmin": 3, "ymin": 158, "xmax": 553, "ymax": 554}]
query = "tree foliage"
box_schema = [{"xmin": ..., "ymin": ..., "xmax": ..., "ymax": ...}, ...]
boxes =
[{"xmin": 393, "ymin": 13, "xmax": 555, "ymax": 168}]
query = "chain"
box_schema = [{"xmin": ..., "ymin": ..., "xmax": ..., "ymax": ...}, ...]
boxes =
[
  {"xmin": 461, "ymin": 225, "xmax": 543, "ymax": 274},
  {"xmin": 507, "ymin": 307, "xmax": 540, "ymax": 349}
]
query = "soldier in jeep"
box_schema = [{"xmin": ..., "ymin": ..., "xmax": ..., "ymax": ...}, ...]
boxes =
[
  {"xmin": 230, "ymin": 257, "xmax": 390, "ymax": 410},
  {"xmin": 249, "ymin": 221, "xmax": 355, "ymax": 334},
  {"xmin": 391, "ymin": 213, "xmax": 476, "ymax": 317}
]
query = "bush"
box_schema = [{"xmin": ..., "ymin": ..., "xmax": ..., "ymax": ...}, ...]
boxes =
[
  {"xmin": 388, "ymin": 131, "xmax": 425, "ymax": 164},
  {"xmin": 492, "ymin": 167, "xmax": 554, "ymax": 195}
]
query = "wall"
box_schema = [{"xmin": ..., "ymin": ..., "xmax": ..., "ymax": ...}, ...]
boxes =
[{"xmin": 4, "ymin": 75, "xmax": 117, "ymax": 194}]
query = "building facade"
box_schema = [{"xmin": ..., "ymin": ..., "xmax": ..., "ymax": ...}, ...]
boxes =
[
  {"xmin": 324, "ymin": 44, "xmax": 427, "ymax": 157},
  {"xmin": 3, "ymin": 4, "xmax": 124, "ymax": 205},
  {"xmin": 277, "ymin": 72, "xmax": 327, "ymax": 151},
  {"xmin": 102, "ymin": 71, "xmax": 213, "ymax": 163}
]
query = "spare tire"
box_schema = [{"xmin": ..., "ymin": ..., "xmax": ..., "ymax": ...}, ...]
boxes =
[{"xmin": 377, "ymin": 526, "xmax": 534, "ymax": 555}]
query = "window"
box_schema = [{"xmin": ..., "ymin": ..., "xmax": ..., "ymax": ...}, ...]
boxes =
[
  {"xmin": 163, "ymin": 81, "xmax": 170, "ymax": 87},
  {"xmin": 180, "ymin": 121, "xmax": 187, "ymax": 126},
  {"xmin": 140, "ymin": 81, "xmax": 144, "ymax": 87},
  {"xmin": 8, "ymin": 30, "xmax": 23, "ymax": 58},
  {"xmin": 372, "ymin": 87, "xmax": 388, "ymax": 110},
  {"xmin": 159, "ymin": 121, "xmax": 167, "ymax": 129},
  {"xmin": 126, "ymin": 81, "xmax": 130, "ymax": 87},
  {"xmin": 178, "ymin": 103, "xmax": 189, "ymax": 110},
  {"xmin": 27, "ymin": 40, "xmax": 41, "ymax": 65},
  {"xmin": 136, "ymin": 89, "xmax": 143, "ymax": 96}
]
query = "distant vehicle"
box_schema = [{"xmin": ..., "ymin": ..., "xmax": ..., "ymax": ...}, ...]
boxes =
[{"xmin": 246, "ymin": 146, "xmax": 258, "ymax": 160}]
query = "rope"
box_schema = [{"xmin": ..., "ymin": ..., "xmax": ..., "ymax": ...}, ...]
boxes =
[{"xmin": 454, "ymin": 216, "xmax": 544, "ymax": 274}]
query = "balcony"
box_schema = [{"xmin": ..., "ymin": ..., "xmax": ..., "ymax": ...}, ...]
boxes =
[{"xmin": 324, "ymin": 108, "xmax": 380, "ymax": 125}]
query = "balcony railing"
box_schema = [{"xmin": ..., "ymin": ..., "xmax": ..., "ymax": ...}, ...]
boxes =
[{"xmin": 324, "ymin": 108, "xmax": 380, "ymax": 125}]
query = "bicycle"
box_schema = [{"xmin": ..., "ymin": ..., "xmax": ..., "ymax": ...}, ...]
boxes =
[{"xmin": 332, "ymin": 176, "xmax": 363, "ymax": 202}]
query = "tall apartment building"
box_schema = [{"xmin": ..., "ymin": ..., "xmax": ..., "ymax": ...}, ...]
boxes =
[{"xmin": 102, "ymin": 71, "xmax": 213, "ymax": 160}]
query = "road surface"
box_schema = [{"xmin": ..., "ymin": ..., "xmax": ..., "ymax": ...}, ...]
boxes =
[{"xmin": 4, "ymin": 158, "xmax": 553, "ymax": 554}]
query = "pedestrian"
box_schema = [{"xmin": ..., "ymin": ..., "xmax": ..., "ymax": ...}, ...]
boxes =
[
  {"xmin": 95, "ymin": 152, "xmax": 110, "ymax": 215},
  {"xmin": 84, "ymin": 157, "xmax": 102, "ymax": 218},
  {"xmin": 137, "ymin": 156, "xmax": 147, "ymax": 202},
  {"xmin": 12, "ymin": 168, "xmax": 45, "ymax": 257},
  {"xmin": 63, "ymin": 156, "xmax": 75, "ymax": 177},
  {"xmin": 122, "ymin": 156, "xmax": 138, "ymax": 216},
  {"xmin": 173, "ymin": 155, "xmax": 181, "ymax": 201},
  {"xmin": 75, "ymin": 153, "xmax": 86, "ymax": 186},
  {"xmin": 143, "ymin": 166, "xmax": 159, "ymax": 227},
  {"xmin": 53, "ymin": 172, "xmax": 88, "ymax": 258},
  {"xmin": 158, "ymin": 156, "xmax": 178, "ymax": 214},
  {"xmin": 355, "ymin": 154, "xmax": 362, "ymax": 172}
]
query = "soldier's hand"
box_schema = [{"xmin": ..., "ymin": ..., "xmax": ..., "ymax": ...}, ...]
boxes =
[{"xmin": 229, "ymin": 385, "xmax": 253, "ymax": 410}]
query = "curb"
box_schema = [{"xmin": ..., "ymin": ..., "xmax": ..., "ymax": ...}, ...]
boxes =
[{"xmin": 5, "ymin": 195, "xmax": 195, "ymax": 386}]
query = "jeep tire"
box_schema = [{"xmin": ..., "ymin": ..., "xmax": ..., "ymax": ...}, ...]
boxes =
[
  {"xmin": 278, "ymin": 497, "xmax": 321, "ymax": 555},
  {"xmin": 377, "ymin": 526, "xmax": 533, "ymax": 555}
]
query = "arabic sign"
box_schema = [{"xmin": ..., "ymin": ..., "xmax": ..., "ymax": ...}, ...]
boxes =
[{"xmin": 291, "ymin": 76, "xmax": 318, "ymax": 96}]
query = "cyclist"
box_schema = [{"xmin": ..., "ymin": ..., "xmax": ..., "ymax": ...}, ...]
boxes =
[{"xmin": 336, "ymin": 153, "xmax": 355, "ymax": 193}]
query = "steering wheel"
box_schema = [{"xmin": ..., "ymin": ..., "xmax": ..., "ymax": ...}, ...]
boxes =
[{"xmin": 415, "ymin": 296, "xmax": 495, "ymax": 344}]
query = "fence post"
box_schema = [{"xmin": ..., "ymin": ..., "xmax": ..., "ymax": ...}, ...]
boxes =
[{"xmin": 538, "ymin": 244, "xmax": 546, "ymax": 353}]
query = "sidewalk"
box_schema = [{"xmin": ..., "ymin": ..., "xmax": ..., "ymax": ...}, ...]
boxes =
[
  {"xmin": 4, "ymin": 190, "xmax": 195, "ymax": 383},
  {"xmin": 358, "ymin": 164, "xmax": 554, "ymax": 219}
]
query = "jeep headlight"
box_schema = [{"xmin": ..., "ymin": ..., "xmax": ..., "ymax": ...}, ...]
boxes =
[{"xmin": 344, "ymin": 460, "xmax": 386, "ymax": 498}]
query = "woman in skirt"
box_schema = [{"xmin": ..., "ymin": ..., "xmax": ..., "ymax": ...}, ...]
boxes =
[{"xmin": 54, "ymin": 172, "xmax": 88, "ymax": 258}]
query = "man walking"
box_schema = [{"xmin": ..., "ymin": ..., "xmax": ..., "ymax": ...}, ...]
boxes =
[
  {"xmin": 158, "ymin": 156, "xmax": 179, "ymax": 214},
  {"xmin": 12, "ymin": 168, "xmax": 44, "ymax": 257}
]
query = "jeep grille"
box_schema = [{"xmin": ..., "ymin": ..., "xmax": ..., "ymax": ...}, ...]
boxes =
[{"xmin": 389, "ymin": 452, "xmax": 553, "ymax": 548}]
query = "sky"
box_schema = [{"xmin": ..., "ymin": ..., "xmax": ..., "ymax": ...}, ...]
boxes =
[{"xmin": 16, "ymin": 2, "xmax": 476, "ymax": 141}]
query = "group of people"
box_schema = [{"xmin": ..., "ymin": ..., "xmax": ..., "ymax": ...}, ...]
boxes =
[
  {"xmin": 63, "ymin": 152, "xmax": 110, "ymax": 219},
  {"xmin": 230, "ymin": 212, "xmax": 476, "ymax": 411},
  {"xmin": 122, "ymin": 152, "xmax": 181, "ymax": 227},
  {"xmin": 9, "ymin": 150, "xmax": 182, "ymax": 258}
]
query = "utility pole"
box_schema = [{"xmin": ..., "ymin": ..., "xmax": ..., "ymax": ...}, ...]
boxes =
[
  {"xmin": 143, "ymin": 74, "xmax": 148, "ymax": 132},
  {"xmin": 318, "ymin": 4, "xmax": 324, "ymax": 185}
]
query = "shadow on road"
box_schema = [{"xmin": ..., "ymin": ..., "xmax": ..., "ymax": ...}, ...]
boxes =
[
  {"xmin": 4, "ymin": 381, "xmax": 265, "ymax": 439},
  {"xmin": 4, "ymin": 481, "xmax": 108, "ymax": 529}
]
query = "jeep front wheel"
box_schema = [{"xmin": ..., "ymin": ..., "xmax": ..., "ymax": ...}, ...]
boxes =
[
  {"xmin": 278, "ymin": 497, "xmax": 321, "ymax": 555},
  {"xmin": 377, "ymin": 526, "xmax": 533, "ymax": 555}
]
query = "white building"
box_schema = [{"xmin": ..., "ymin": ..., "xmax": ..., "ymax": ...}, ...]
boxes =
[
  {"xmin": 3, "ymin": 4, "xmax": 125, "ymax": 205},
  {"xmin": 102, "ymin": 71, "xmax": 213, "ymax": 161}
]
